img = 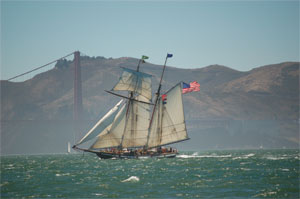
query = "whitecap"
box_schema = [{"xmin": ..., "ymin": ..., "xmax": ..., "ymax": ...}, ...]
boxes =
[
  {"xmin": 121, "ymin": 176, "xmax": 140, "ymax": 182},
  {"xmin": 198, "ymin": 154, "xmax": 232, "ymax": 158},
  {"xmin": 177, "ymin": 154, "xmax": 193, "ymax": 159},
  {"xmin": 281, "ymin": 169, "xmax": 289, "ymax": 171},
  {"xmin": 254, "ymin": 191, "xmax": 277, "ymax": 197},
  {"xmin": 177, "ymin": 154, "xmax": 231, "ymax": 158},
  {"xmin": 265, "ymin": 156, "xmax": 286, "ymax": 160},
  {"xmin": 0, "ymin": 181, "xmax": 9, "ymax": 187},
  {"xmin": 241, "ymin": 168, "xmax": 251, "ymax": 171},
  {"xmin": 139, "ymin": 156, "xmax": 150, "ymax": 159},
  {"xmin": 55, "ymin": 173, "xmax": 70, "ymax": 177},
  {"xmin": 233, "ymin": 153, "xmax": 255, "ymax": 160}
]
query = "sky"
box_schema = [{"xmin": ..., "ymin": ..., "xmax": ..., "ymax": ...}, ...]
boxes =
[{"xmin": 1, "ymin": 0, "xmax": 299, "ymax": 81}]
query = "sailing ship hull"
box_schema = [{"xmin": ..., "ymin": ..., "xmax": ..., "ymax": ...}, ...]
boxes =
[{"xmin": 95, "ymin": 152, "xmax": 177, "ymax": 159}]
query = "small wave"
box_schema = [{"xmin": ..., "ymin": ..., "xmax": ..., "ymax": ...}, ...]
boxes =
[
  {"xmin": 245, "ymin": 153, "xmax": 255, "ymax": 157},
  {"xmin": 265, "ymin": 156, "xmax": 287, "ymax": 160},
  {"xmin": 121, "ymin": 176, "xmax": 140, "ymax": 182},
  {"xmin": 281, "ymin": 169, "xmax": 290, "ymax": 171},
  {"xmin": 199, "ymin": 154, "xmax": 232, "ymax": 158},
  {"xmin": 233, "ymin": 153, "xmax": 255, "ymax": 160},
  {"xmin": 139, "ymin": 156, "xmax": 150, "ymax": 159},
  {"xmin": 177, "ymin": 154, "xmax": 195, "ymax": 159},
  {"xmin": 241, "ymin": 168, "xmax": 251, "ymax": 171},
  {"xmin": 0, "ymin": 181, "xmax": 9, "ymax": 187},
  {"xmin": 55, "ymin": 173, "xmax": 70, "ymax": 177},
  {"xmin": 254, "ymin": 191, "xmax": 277, "ymax": 197},
  {"xmin": 177, "ymin": 153, "xmax": 231, "ymax": 159}
]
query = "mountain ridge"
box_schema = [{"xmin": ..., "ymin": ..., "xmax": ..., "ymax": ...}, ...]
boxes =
[{"xmin": 1, "ymin": 56, "xmax": 299, "ymax": 154}]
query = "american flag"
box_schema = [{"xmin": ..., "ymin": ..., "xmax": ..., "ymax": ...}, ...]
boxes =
[{"xmin": 182, "ymin": 81, "xmax": 200, "ymax": 94}]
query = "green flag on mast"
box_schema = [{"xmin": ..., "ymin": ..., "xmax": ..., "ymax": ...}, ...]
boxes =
[
  {"xmin": 142, "ymin": 55, "xmax": 149, "ymax": 60},
  {"xmin": 141, "ymin": 55, "xmax": 149, "ymax": 63}
]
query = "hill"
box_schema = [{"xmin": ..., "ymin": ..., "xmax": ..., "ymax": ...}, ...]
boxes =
[{"xmin": 1, "ymin": 56, "xmax": 299, "ymax": 154}]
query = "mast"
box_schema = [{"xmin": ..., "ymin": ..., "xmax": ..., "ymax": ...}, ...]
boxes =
[
  {"xmin": 119, "ymin": 55, "xmax": 149, "ymax": 149},
  {"xmin": 146, "ymin": 53, "xmax": 172, "ymax": 148}
]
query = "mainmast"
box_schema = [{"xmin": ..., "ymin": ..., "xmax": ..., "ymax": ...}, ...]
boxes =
[
  {"xmin": 146, "ymin": 53, "xmax": 173, "ymax": 148},
  {"xmin": 119, "ymin": 55, "xmax": 149, "ymax": 149}
]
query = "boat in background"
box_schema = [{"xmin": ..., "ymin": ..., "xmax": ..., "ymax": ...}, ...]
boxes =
[
  {"xmin": 67, "ymin": 142, "xmax": 71, "ymax": 154},
  {"xmin": 73, "ymin": 54, "xmax": 189, "ymax": 159}
]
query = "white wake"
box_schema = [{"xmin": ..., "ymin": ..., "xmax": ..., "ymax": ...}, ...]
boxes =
[
  {"xmin": 177, "ymin": 152, "xmax": 232, "ymax": 159},
  {"xmin": 121, "ymin": 176, "xmax": 140, "ymax": 182}
]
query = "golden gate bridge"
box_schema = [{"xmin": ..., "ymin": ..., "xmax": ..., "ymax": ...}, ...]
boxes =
[{"xmin": 6, "ymin": 51, "xmax": 84, "ymax": 127}]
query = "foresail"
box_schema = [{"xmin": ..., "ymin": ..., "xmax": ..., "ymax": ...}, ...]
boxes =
[
  {"xmin": 90, "ymin": 103, "xmax": 127, "ymax": 149},
  {"xmin": 121, "ymin": 95, "xmax": 151, "ymax": 148},
  {"xmin": 76, "ymin": 100, "xmax": 123, "ymax": 145},
  {"xmin": 147, "ymin": 83, "xmax": 188, "ymax": 148},
  {"xmin": 112, "ymin": 67, "xmax": 152, "ymax": 100}
]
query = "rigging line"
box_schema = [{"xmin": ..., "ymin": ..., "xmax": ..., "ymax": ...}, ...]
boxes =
[
  {"xmin": 6, "ymin": 51, "xmax": 76, "ymax": 81},
  {"xmin": 105, "ymin": 90, "xmax": 154, "ymax": 105}
]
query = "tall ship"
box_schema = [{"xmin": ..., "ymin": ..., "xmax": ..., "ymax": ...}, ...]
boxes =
[{"xmin": 73, "ymin": 54, "xmax": 189, "ymax": 159}]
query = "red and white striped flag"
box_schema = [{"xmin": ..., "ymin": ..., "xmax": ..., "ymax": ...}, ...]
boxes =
[{"xmin": 182, "ymin": 81, "xmax": 200, "ymax": 94}]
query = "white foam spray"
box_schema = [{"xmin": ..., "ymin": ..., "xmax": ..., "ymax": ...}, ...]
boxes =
[{"xmin": 121, "ymin": 176, "xmax": 140, "ymax": 182}]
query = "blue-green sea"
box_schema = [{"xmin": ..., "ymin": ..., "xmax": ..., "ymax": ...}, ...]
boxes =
[{"xmin": 1, "ymin": 149, "xmax": 299, "ymax": 198}]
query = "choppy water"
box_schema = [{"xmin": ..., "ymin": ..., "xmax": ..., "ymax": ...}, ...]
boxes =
[{"xmin": 1, "ymin": 149, "xmax": 299, "ymax": 198}]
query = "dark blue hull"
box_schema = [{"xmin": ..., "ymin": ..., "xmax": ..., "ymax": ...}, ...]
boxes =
[{"xmin": 96, "ymin": 152, "xmax": 177, "ymax": 159}]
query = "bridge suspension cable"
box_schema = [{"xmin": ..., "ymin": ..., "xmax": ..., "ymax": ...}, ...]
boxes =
[{"xmin": 6, "ymin": 51, "xmax": 76, "ymax": 81}]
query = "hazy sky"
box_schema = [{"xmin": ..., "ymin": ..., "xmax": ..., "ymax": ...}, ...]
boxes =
[{"xmin": 1, "ymin": 1, "xmax": 299, "ymax": 80}]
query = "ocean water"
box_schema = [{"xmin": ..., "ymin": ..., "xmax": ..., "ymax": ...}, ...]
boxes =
[{"xmin": 1, "ymin": 149, "xmax": 299, "ymax": 198}]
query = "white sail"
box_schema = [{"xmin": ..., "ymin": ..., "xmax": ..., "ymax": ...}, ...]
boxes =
[
  {"xmin": 76, "ymin": 100, "xmax": 123, "ymax": 145},
  {"xmin": 67, "ymin": 142, "xmax": 71, "ymax": 153},
  {"xmin": 90, "ymin": 103, "xmax": 127, "ymax": 149},
  {"xmin": 112, "ymin": 67, "xmax": 152, "ymax": 100},
  {"xmin": 147, "ymin": 83, "xmax": 188, "ymax": 148},
  {"xmin": 121, "ymin": 95, "xmax": 151, "ymax": 148}
]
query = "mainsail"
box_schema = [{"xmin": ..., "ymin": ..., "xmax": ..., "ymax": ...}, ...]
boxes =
[
  {"xmin": 147, "ymin": 83, "xmax": 188, "ymax": 148},
  {"xmin": 120, "ymin": 95, "xmax": 151, "ymax": 148}
]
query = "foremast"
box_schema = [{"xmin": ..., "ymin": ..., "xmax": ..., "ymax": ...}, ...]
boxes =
[
  {"xmin": 146, "ymin": 54, "xmax": 189, "ymax": 149},
  {"xmin": 145, "ymin": 54, "xmax": 172, "ymax": 149}
]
